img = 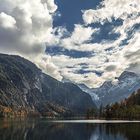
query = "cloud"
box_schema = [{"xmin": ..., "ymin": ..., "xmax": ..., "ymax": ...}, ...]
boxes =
[
  {"xmin": 0, "ymin": 0, "xmax": 140, "ymax": 88},
  {"xmin": 0, "ymin": 0, "xmax": 58, "ymax": 54},
  {"xmin": 44, "ymin": 0, "xmax": 57, "ymax": 13},
  {"xmin": 105, "ymin": 65, "xmax": 117, "ymax": 72},
  {"xmin": 46, "ymin": 0, "xmax": 140, "ymax": 88},
  {"xmin": 0, "ymin": 12, "xmax": 16, "ymax": 28},
  {"xmin": 0, "ymin": 0, "xmax": 64, "ymax": 80},
  {"xmin": 82, "ymin": 0, "xmax": 140, "ymax": 24},
  {"xmin": 60, "ymin": 24, "xmax": 99, "ymax": 51},
  {"xmin": 70, "ymin": 24, "xmax": 95, "ymax": 44},
  {"xmin": 35, "ymin": 54, "xmax": 62, "ymax": 80}
]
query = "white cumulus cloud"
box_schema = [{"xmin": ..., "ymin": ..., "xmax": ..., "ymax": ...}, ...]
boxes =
[
  {"xmin": 0, "ymin": 12, "xmax": 16, "ymax": 28},
  {"xmin": 46, "ymin": 0, "xmax": 140, "ymax": 88},
  {"xmin": 0, "ymin": 0, "xmax": 140, "ymax": 88},
  {"xmin": 0, "ymin": 0, "xmax": 63, "ymax": 80}
]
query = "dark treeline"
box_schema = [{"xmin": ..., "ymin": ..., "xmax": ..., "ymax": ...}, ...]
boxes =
[{"xmin": 102, "ymin": 88, "xmax": 140, "ymax": 119}]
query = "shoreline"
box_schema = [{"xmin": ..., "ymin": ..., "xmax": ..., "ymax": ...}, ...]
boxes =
[{"xmin": 50, "ymin": 119, "xmax": 140, "ymax": 123}]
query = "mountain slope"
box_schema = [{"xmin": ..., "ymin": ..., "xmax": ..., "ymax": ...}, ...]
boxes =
[{"xmin": 0, "ymin": 54, "xmax": 95, "ymax": 117}]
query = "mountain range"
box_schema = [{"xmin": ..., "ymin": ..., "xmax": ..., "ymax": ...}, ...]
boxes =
[
  {"xmin": 79, "ymin": 71, "xmax": 140, "ymax": 107},
  {"xmin": 0, "ymin": 53, "xmax": 95, "ymax": 118},
  {"xmin": 1, "ymin": 53, "xmax": 140, "ymax": 119}
]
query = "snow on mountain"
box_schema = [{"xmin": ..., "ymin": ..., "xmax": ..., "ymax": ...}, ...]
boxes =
[
  {"xmin": 78, "ymin": 84, "xmax": 99, "ymax": 101},
  {"xmin": 79, "ymin": 71, "xmax": 140, "ymax": 107}
]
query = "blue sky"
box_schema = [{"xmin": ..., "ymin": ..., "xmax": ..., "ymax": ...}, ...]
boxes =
[
  {"xmin": 0, "ymin": 0, "xmax": 139, "ymax": 88},
  {"xmin": 54, "ymin": 0, "xmax": 102, "ymax": 31},
  {"xmin": 47, "ymin": 0, "xmax": 120, "ymax": 58}
]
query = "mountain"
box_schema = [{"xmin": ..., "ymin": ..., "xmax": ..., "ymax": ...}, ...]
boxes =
[
  {"xmin": 0, "ymin": 54, "xmax": 95, "ymax": 117},
  {"xmin": 103, "ymin": 88, "xmax": 140, "ymax": 119},
  {"xmin": 78, "ymin": 84, "xmax": 99, "ymax": 101},
  {"xmin": 79, "ymin": 71, "xmax": 140, "ymax": 107}
]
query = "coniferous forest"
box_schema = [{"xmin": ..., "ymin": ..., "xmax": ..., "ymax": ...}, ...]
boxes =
[{"xmin": 86, "ymin": 89, "xmax": 140, "ymax": 120}]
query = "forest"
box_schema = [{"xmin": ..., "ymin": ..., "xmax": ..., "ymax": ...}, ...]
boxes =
[{"xmin": 87, "ymin": 89, "xmax": 140, "ymax": 120}]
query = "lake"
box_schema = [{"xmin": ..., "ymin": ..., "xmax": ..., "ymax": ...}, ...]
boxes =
[{"xmin": 0, "ymin": 119, "xmax": 140, "ymax": 140}]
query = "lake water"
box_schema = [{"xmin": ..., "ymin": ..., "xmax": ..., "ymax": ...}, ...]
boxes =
[{"xmin": 0, "ymin": 119, "xmax": 140, "ymax": 140}]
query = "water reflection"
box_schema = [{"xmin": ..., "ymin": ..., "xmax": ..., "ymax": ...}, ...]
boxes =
[{"xmin": 0, "ymin": 119, "xmax": 140, "ymax": 140}]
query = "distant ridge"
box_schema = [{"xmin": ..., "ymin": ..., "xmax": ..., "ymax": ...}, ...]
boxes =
[{"xmin": 79, "ymin": 71, "xmax": 140, "ymax": 107}]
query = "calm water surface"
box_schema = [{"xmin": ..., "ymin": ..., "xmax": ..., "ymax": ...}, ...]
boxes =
[{"xmin": 0, "ymin": 119, "xmax": 140, "ymax": 140}]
